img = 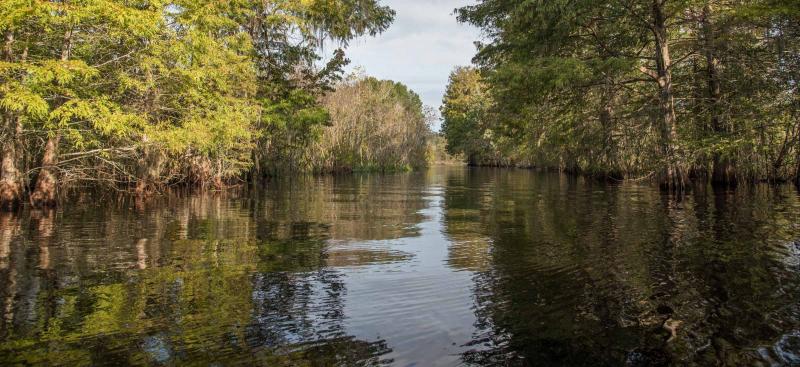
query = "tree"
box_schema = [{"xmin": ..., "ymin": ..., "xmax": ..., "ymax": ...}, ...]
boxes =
[
  {"xmin": 244, "ymin": 0, "xmax": 395, "ymax": 175},
  {"xmin": 0, "ymin": 0, "xmax": 408, "ymax": 208},
  {"xmin": 1, "ymin": 0, "xmax": 162, "ymax": 206},
  {"xmin": 315, "ymin": 75, "xmax": 431, "ymax": 172},
  {"xmin": 450, "ymin": 0, "xmax": 800, "ymax": 186},
  {"xmin": 440, "ymin": 67, "xmax": 502, "ymax": 166}
]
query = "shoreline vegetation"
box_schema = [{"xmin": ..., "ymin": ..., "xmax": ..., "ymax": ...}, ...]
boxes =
[
  {"xmin": 0, "ymin": 0, "xmax": 453, "ymax": 210},
  {"xmin": 441, "ymin": 0, "xmax": 800, "ymax": 189},
  {"xmin": 2, "ymin": 1, "xmax": 799, "ymax": 211}
]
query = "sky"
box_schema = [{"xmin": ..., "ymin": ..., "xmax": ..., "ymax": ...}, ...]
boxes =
[{"xmin": 341, "ymin": 0, "xmax": 481, "ymax": 118}]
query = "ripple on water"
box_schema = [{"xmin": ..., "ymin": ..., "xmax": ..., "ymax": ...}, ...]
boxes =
[{"xmin": 1, "ymin": 168, "xmax": 799, "ymax": 366}]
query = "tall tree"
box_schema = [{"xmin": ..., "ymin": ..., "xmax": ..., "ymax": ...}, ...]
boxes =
[
  {"xmin": 317, "ymin": 75, "xmax": 431, "ymax": 172},
  {"xmin": 0, "ymin": 0, "xmax": 402, "ymax": 207},
  {"xmin": 450, "ymin": 0, "xmax": 800, "ymax": 185}
]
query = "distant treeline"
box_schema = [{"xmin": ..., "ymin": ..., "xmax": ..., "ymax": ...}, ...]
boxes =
[
  {"xmin": 0, "ymin": 0, "xmax": 436, "ymax": 209},
  {"xmin": 315, "ymin": 76, "xmax": 431, "ymax": 173},
  {"xmin": 442, "ymin": 0, "xmax": 800, "ymax": 187}
]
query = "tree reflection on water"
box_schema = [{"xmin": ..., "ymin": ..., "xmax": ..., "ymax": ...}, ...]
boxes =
[
  {"xmin": 442, "ymin": 169, "xmax": 800, "ymax": 366},
  {"xmin": 0, "ymin": 174, "xmax": 426, "ymax": 366},
  {"xmin": 1, "ymin": 168, "xmax": 799, "ymax": 366}
]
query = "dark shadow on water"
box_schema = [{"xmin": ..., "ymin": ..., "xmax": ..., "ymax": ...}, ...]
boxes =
[{"xmin": 442, "ymin": 168, "xmax": 800, "ymax": 366}]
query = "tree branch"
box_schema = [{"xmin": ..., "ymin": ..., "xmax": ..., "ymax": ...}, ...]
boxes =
[{"xmin": 638, "ymin": 65, "xmax": 659, "ymax": 81}]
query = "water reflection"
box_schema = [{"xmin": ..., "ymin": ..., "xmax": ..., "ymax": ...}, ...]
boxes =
[
  {"xmin": 0, "ymin": 175, "xmax": 425, "ymax": 366},
  {"xmin": 443, "ymin": 169, "xmax": 800, "ymax": 366},
  {"xmin": 0, "ymin": 167, "xmax": 798, "ymax": 366}
]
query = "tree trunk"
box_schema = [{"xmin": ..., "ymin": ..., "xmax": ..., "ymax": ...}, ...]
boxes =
[
  {"xmin": 135, "ymin": 149, "xmax": 165, "ymax": 196},
  {"xmin": 30, "ymin": 25, "xmax": 72, "ymax": 207},
  {"xmin": 652, "ymin": 1, "xmax": 683, "ymax": 189},
  {"xmin": 60, "ymin": 27, "xmax": 72, "ymax": 62},
  {"xmin": 600, "ymin": 82, "xmax": 620, "ymax": 179},
  {"xmin": 213, "ymin": 159, "xmax": 225, "ymax": 189},
  {"xmin": 30, "ymin": 136, "xmax": 60, "ymax": 207},
  {"xmin": 135, "ymin": 136, "xmax": 165, "ymax": 196},
  {"xmin": 3, "ymin": 30, "xmax": 12, "ymax": 60},
  {"xmin": 0, "ymin": 31, "xmax": 22, "ymax": 210},
  {"xmin": 701, "ymin": 5, "xmax": 735, "ymax": 185},
  {"xmin": 0, "ymin": 133, "xmax": 21, "ymax": 210}
]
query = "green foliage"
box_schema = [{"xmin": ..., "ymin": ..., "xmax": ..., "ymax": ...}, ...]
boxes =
[
  {"xmin": 440, "ymin": 67, "xmax": 507, "ymax": 166},
  {"xmin": 0, "ymin": 0, "xmax": 407, "ymax": 198},
  {"xmin": 446, "ymin": 0, "xmax": 800, "ymax": 183},
  {"xmin": 259, "ymin": 89, "xmax": 331, "ymax": 173},
  {"xmin": 314, "ymin": 75, "xmax": 432, "ymax": 172}
]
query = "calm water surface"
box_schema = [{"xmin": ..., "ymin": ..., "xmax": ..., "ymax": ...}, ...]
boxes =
[{"xmin": 1, "ymin": 167, "xmax": 800, "ymax": 366}]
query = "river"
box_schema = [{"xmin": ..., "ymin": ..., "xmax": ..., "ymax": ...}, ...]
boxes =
[{"xmin": 1, "ymin": 167, "xmax": 799, "ymax": 366}]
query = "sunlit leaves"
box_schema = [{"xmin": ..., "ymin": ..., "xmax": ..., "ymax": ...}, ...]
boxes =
[
  {"xmin": 0, "ymin": 0, "xmax": 400, "ymax": 191},
  {"xmin": 0, "ymin": 82, "xmax": 48, "ymax": 119}
]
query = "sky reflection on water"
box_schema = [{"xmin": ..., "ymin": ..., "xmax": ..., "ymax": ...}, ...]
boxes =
[{"xmin": 1, "ymin": 167, "xmax": 799, "ymax": 366}]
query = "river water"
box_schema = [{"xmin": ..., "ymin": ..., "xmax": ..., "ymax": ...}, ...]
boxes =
[{"xmin": 1, "ymin": 167, "xmax": 799, "ymax": 366}]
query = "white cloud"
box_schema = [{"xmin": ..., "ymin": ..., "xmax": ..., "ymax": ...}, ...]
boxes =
[{"xmin": 341, "ymin": 0, "xmax": 481, "ymax": 115}]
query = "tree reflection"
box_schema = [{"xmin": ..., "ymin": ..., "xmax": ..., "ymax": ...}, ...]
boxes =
[
  {"xmin": 0, "ymin": 185, "xmax": 419, "ymax": 366},
  {"xmin": 254, "ymin": 174, "xmax": 428, "ymax": 241},
  {"xmin": 3, "ymin": 168, "xmax": 798, "ymax": 366},
  {"xmin": 442, "ymin": 169, "xmax": 800, "ymax": 366}
]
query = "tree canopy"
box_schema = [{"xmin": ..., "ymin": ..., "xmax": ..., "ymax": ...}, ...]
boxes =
[
  {"xmin": 0, "ymin": 0, "xmax": 435, "ymax": 209},
  {"xmin": 444, "ymin": 0, "xmax": 800, "ymax": 187}
]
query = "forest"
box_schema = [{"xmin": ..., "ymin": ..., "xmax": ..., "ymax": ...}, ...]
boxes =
[
  {"xmin": 442, "ymin": 0, "xmax": 800, "ymax": 188},
  {"xmin": 3, "ymin": 2, "xmax": 800, "ymax": 365},
  {"xmin": 3, "ymin": 0, "xmax": 800, "ymax": 211},
  {"xmin": 0, "ymin": 0, "xmax": 438, "ymax": 209}
]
